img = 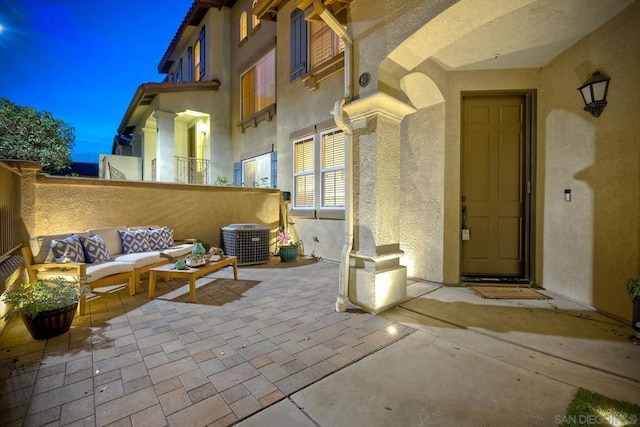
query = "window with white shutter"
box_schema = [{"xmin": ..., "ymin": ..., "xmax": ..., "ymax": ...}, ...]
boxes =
[{"xmin": 293, "ymin": 137, "xmax": 315, "ymax": 208}]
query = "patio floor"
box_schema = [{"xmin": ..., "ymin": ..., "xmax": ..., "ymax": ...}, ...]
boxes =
[
  {"xmin": 0, "ymin": 259, "xmax": 414, "ymax": 426},
  {"xmin": 2, "ymin": 259, "xmax": 640, "ymax": 426}
]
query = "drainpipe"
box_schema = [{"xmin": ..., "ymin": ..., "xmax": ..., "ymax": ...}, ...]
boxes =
[{"xmin": 312, "ymin": 0, "xmax": 353, "ymax": 312}]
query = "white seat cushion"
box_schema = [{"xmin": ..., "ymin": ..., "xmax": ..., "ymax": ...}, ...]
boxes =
[
  {"xmin": 162, "ymin": 244, "xmax": 194, "ymax": 258},
  {"xmin": 36, "ymin": 261, "xmax": 133, "ymax": 283},
  {"xmin": 112, "ymin": 252, "xmax": 164, "ymax": 268},
  {"xmin": 86, "ymin": 262, "xmax": 135, "ymax": 282}
]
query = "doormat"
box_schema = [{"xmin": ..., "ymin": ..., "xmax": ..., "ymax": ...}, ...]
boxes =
[{"xmin": 470, "ymin": 286, "xmax": 550, "ymax": 300}]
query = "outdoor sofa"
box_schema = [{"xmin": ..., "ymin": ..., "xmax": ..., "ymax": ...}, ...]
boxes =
[{"xmin": 22, "ymin": 226, "xmax": 195, "ymax": 314}]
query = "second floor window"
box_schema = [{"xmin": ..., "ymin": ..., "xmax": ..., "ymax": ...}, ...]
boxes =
[
  {"xmin": 241, "ymin": 49, "xmax": 275, "ymax": 120},
  {"xmin": 194, "ymin": 27, "xmax": 205, "ymax": 81},
  {"xmin": 310, "ymin": 20, "xmax": 344, "ymax": 69},
  {"xmin": 290, "ymin": 9, "xmax": 344, "ymax": 82}
]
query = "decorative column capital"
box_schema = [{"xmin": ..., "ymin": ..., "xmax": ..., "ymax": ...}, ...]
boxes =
[
  {"xmin": 343, "ymin": 91, "xmax": 416, "ymax": 123},
  {"xmin": 153, "ymin": 110, "xmax": 177, "ymax": 120}
]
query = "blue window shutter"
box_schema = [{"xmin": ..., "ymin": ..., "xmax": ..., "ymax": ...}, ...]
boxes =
[
  {"xmin": 270, "ymin": 151, "xmax": 277, "ymax": 188},
  {"xmin": 290, "ymin": 9, "xmax": 307, "ymax": 82},
  {"xmin": 200, "ymin": 27, "xmax": 206, "ymax": 79},
  {"xmin": 233, "ymin": 162, "xmax": 242, "ymax": 186},
  {"xmin": 187, "ymin": 47, "xmax": 193, "ymax": 81}
]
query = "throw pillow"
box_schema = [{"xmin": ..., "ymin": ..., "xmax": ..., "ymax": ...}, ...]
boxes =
[
  {"xmin": 80, "ymin": 235, "xmax": 112, "ymax": 263},
  {"xmin": 147, "ymin": 228, "xmax": 167, "ymax": 250},
  {"xmin": 51, "ymin": 234, "xmax": 85, "ymax": 263},
  {"xmin": 119, "ymin": 229, "xmax": 151, "ymax": 254},
  {"xmin": 162, "ymin": 227, "xmax": 175, "ymax": 247}
]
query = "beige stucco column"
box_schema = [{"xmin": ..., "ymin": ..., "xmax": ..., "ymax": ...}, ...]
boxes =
[
  {"xmin": 153, "ymin": 110, "xmax": 176, "ymax": 183},
  {"xmin": 141, "ymin": 125, "xmax": 157, "ymax": 181},
  {"xmin": 343, "ymin": 92, "xmax": 416, "ymax": 313}
]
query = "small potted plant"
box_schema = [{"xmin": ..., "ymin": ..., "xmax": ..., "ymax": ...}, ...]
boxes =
[
  {"xmin": 277, "ymin": 229, "xmax": 299, "ymax": 262},
  {"xmin": 2, "ymin": 277, "xmax": 90, "ymax": 340},
  {"xmin": 625, "ymin": 277, "xmax": 640, "ymax": 334}
]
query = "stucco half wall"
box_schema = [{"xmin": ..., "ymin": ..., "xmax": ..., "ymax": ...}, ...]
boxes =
[{"xmin": 18, "ymin": 164, "xmax": 280, "ymax": 251}]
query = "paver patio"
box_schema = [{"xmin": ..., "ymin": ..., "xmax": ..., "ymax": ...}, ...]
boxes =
[{"xmin": 0, "ymin": 259, "xmax": 414, "ymax": 426}]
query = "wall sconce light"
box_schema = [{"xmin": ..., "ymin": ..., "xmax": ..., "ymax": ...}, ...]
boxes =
[{"xmin": 577, "ymin": 71, "xmax": 610, "ymax": 117}]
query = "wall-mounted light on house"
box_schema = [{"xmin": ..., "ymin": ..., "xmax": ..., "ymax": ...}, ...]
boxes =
[{"xmin": 577, "ymin": 71, "xmax": 610, "ymax": 117}]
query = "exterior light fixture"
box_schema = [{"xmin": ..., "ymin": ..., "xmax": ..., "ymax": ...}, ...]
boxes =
[{"xmin": 577, "ymin": 71, "xmax": 610, "ymax": 117}]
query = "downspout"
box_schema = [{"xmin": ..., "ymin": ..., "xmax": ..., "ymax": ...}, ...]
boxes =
[{"xmin": 312, "ymin": 0, "xmax": 353, "ymax": 312}]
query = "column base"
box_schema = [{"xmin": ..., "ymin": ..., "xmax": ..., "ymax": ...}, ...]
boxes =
[{"xmin": 348, "ymin": 253, "xmax": 407, "ymax": 313}]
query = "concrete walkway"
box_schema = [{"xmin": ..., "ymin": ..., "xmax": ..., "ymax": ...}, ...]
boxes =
[
  {"xmin": 1, "ymin": 261, "xmax": 639, "ymax": 426},
  {"xmin": 239, "ymin": 282, "xmax": 640, "ymax": 426}
]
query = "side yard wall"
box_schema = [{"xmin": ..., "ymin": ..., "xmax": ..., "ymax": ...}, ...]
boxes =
[{"xmin": 17, "ymin": 163, "xmax": 281, "ymax": 255}]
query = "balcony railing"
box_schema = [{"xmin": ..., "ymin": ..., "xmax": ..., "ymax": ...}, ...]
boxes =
[{"xmin": 175, "ymin": 156, "xmax": 210, "ymax": 185}]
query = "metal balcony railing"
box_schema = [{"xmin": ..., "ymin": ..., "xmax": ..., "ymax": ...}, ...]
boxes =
[{"xmin": 175, "ymin": 156, "xmax": 210, "ymax": 185}]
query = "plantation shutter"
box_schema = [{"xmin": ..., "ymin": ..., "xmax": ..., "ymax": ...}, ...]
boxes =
[
  {"xmin": 294, "ymin": 139, "xmax": 314, "ymax": 207},
  {"xmin": 290, "ymin": 8, "xmax": 307, "ymax": 82},
  {"xmin": 321, "ymin": 130, "xmax": 346, "ymax": 207},
  {"xmin": 233, "ymin": 162, "xmax": 242, "ymax": 186}
]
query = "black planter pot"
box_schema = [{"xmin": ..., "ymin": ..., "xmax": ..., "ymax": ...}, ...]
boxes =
[
  {"xmin": 22, "ymin": 304, "xmax": 78, "ymax": 340},
  {"xmin": 633, "ymin": 298, "xmax": 640, "ymax": 332}
]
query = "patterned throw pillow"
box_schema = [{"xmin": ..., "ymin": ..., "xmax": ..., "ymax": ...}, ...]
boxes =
[
  {"xmin": 80, "ymin": 235, "xmax": 112, "ymax": 263},
  {"xmin": 51, "ymin": 234, "xmax": 85, "ymax": 263},
  {"xmin": 162, "ymin": 227, "xmax": 174, "ymax": 247},
  {"xmin": 118, "ymin": 229, "xmax": 151, "ymax": 254},
  {"xmin": 147, "ymin": 228, "xmax": 168, "ymax": 250}
]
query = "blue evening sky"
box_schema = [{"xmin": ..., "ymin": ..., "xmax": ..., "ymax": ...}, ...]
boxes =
[{"xmin": 0, "ymin": 0, "xmax": 190, "ymax": 163}]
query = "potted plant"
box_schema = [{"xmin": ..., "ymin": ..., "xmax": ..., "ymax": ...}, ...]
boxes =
[
  {"xmin": 625, "ymin": 277, "xmax": 640, "ymax": 333},
  {"xmin": 2, "ymin": 277, "xmax": 90, "ymax": 340},
  {"xmin": 277, "ymin": 230, "xmax": 299, "ymax": 262}
]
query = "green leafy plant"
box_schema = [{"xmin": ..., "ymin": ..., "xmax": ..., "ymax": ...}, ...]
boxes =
[
  {"xmin": 626, "ymin": 277, "xmax": 640, "ymax": 299},
  {"xmin": 0, "ymin": 98, "xmax": 75, "ymax": 173},
  {"xmin": 214, "ymin": 176, "xmax": 229, "ymax": 186},
  {"xmin": 2, "ymin": 277, "xmax": 90, "ymax": 320}
]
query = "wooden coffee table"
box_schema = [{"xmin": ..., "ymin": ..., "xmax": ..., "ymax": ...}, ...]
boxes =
[{"xmin": 148, "ymin": 256, "xmax": 238, "ymax": 303}]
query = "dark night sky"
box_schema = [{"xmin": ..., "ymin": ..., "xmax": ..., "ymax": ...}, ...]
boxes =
[{"xmin": 0, "ymin": 0, "xmax": 190, "ymax": 162}]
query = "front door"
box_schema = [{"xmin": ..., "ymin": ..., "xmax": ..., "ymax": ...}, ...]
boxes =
[{"xmin": 461, "ymin": 94, "xmax": 528, "ymax": 277}]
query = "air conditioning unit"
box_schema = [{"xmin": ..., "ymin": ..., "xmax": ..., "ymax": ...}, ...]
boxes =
[{"xmin": 221, "ymin": 224, "xmax": 270, "ymax": 266}]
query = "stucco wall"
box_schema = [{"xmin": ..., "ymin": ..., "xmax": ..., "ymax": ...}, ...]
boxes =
[
  {"xmin": 272, "ymin": 1, "xmax": 347, "ymax": 262},
  {"xmin": 20, "ymin": 168, "xmax": 280, "ymax": 252},
  {"xmin": 538, "ymin": 1, "xmax": 640, "ymax": 320},
  {"xmin": 229, "ymin": 0, "xmax": 278, "ymax": 165}
]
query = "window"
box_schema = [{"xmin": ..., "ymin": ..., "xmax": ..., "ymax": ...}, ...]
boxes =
[
  {"xmin": 293, "ymin": 137, "xmax": 314, "ymax": 207},
  {"xmin": 240, "ymin": 12, "xmax": 248, "ymax": 42},
  {"xmin": 234, "ymin": 152, "xmax": 277, "ymax": 187},
  {"xmin": 310, "ymin": 20, "xmax": 344, "ymax": 69},
  {"xmin": 241, "ymin": 49, "xmax": 275, "ymax": 120},
  {"xmin": 187, "ymin": 47, "xmax": 193, "ymax": 81},
  {"xmin": 243, "ymin": 153, "xmax": 271, "ymax": 187},
  {"xmin": 321, "ymin": 130, "xmax": 346, "ymax": 207},
  {"xmin": 176, "ymin": 58, "xmax": 183, "ymax": 83},
  {"xmin": 292, "ymin": 128, "xmax": 345, "ymax": 215},
  {"xmin": 194, "ymin": 27, "xmax": 205, "ymax": 81},
  {"xmin": 290, "ymin": 9, "xmax": 344, "ymax": 83}
]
